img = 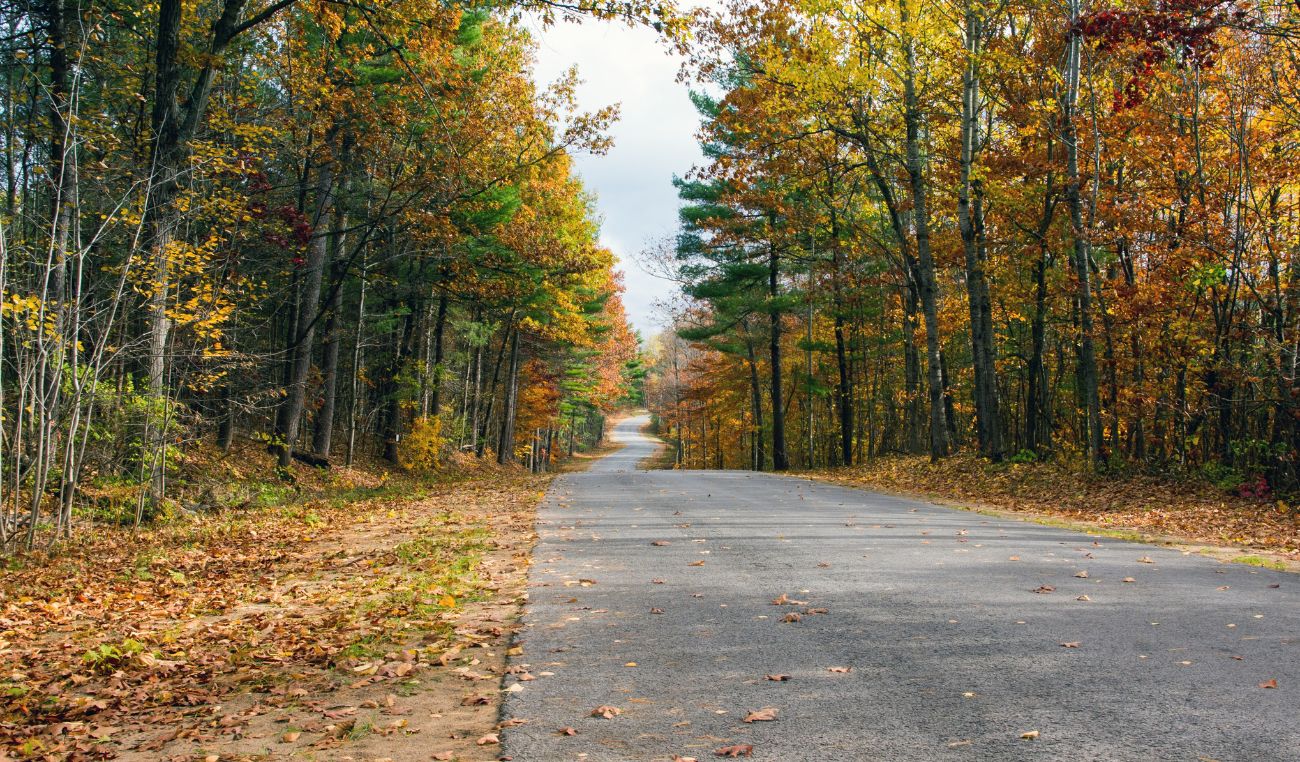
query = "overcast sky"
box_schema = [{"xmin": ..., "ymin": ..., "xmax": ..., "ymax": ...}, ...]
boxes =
[{"xmin": 526, "ymin": 17, "xmax": 702, "ymax": 339}]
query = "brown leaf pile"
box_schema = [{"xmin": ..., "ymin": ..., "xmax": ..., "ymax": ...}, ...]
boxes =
[
  {"xmin": 812, "ymin": 454, "xmax": 1300, "ymax": 557},
  {"xmin": 0, "ymin": 466, "xmax": 549, "ymax": 761}
]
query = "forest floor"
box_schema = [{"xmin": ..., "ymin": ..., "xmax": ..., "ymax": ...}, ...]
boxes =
[
  {"xmin": 806, "ymin": 455, "xmax": 1300, "ymax": 569},
  {"xmin": 0, "ymin": 441, "xmax": 583, "ymax": 762}
]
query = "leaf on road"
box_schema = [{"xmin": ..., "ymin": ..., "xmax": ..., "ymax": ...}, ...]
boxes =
[
  {"xmin": 1033, "ymin": 585, "xmax": 1055, "ymax": 594},
  {"xmin": 672, "ymin": 756, "xmax": 699, "ymax": 762},
  {"xmin": 765, "ymin": 674, "xmax": 791, "ymax": 681},
  {"xmin": 771, "ymin": 593, "xmax": 807, "ymax": 606},
  {"xmin": 461, "ymin": 695, "xmax": 491, "ymax": 706},
  {"xmin": 780, "ymin": 612, "xmax": 802, "ymax": 623},
  {"xmin": 743, "ymin": 707, "xmax": 778, "ymax": 723},
  {"xmin": 651, "ymin": 608, "xmax": 665, "ymax": 614},
  {"xmin": 591, "ymin": 705, "xmax": 622, "ymax": 719},
  {"xmin": 1260, "ymin": 679, "xmax": 1278, "ymax": 689},
  {"xmin": 1122, "ymin": 577, "xmax": 1136, "ymax": 583},
  {"xmin": 652, "ymin": 578, "xmax": 666, "ymax": 584},
  {"xmin": 652, "ymin": 541, "xmax": 671, "ymax": 546},
  {"xmin": 1074, "ymin": 570, "xmax": 1089, "ymax": 578},
  {"xmin": 1137, "ymin": 556, "xmax": 1155, "ymax": 564},
  {"xmin": 715, "ymin": 744, "xmax": 754, "ymax": 757},
  {"xmin": 828, "ymin": 666, "xmax": 852, "ymax": 673},
  {"xmin": 558, "ymin": 726, "xmax": 578, "ymax": 735},
  {"xmin": 688, "ymin": 560, "xmax": 706, "ymax": 567},
  {"xmin": 280, "ymin": 731, "xmax": 301, "ymax": 743},
  {"xmin": 1021, "ymin": 730, "xmax": 1040, "ymax": 740},
  {"xmin": 805, "ymin": 607, "xmax": 828, "ymax": 615},
  {"xmin": 1060, "ymin": 642, "xmax": 1081, "ymax": 648},
  {"xmin": 1076, "ymin": 595, "xmax": 1091, "ymax": 601},
  {"xmin": 433, "ymin": 753, "xmax": 454, "ymax": 761}
]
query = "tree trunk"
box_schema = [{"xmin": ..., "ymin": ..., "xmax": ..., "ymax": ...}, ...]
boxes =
[
  {"xmin": 1063, "ymin": 0, "xmax": 1104, "ymax": 465},
  {"xmin": 496, "ymin": 328, "xmax": 522, "ymax": 465},
  {"xmin": 768, "ymin": 231, "xmax": 789, "ymax": 471},
  {"xmin": 746, "ymin": 333, "xmax": 766, "ymax": 471},
  {"xmin": 956, "ymin": 6, "xmax": 1003, "ymax": 461},
  {"xmin": 274, "ymin": 135, "xmax": 336, "ymax": 468},
  {"xmin": 428, "ymin": 288, "xmax": 449, "ymax": 418},
  {"xmin": 901, "ymin": 0, "xmax": 950, "ymax": 461}
]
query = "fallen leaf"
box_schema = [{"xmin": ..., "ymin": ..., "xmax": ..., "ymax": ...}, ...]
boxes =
[
  {"xmin": 1260, "ymin": 679, "xmax": 1278, "ymax": 689},
  {"xmin": 1033, "ymin": 585, "xmax": 1055, "ymax": 594},
  {"xmin": 771, "ymin": 593, "xmax": 807, "ymax": 606},
  {"xmin": 743, "ymin": 707, "xmax": 778, "ymax": 723},
  {"xmin": 1076, "ymin": 595, "xmax": 1091, "ymax": 602},
  {"xmin": 781, "ymin": 612, "xmax": 802, "ymax": 623},
  {"xmin": 476, "ymin": 733, "xmax": 499, "ymax": 745},
  {"xmin": 1060, "ymin": 642, "xmax": 1081, "ymax": 648},
  {"xmin": 1021, "ymin": 730, "xmax": 1040, "ymax": 740},
  {"xmin": 672, "ymin": 756, "xmax": 699, "ymax": 762},
  {"xmin": 828, "ymin": 666, "xmax": 852, "ymax": 673},
  {"xmin": 461, "ymin": 695, "xmax": 491, "ymax": 706},
  {"xmin": 591, "ymin": 705, "xmax": 621, "ymax": 719},
  {"xmin": 652, "ymin": 541, "xmax": 671, "ymax": 546},
  {"xmin": 1009, "ymin": 556, "xmax": 1021, "ymax": 561},
  {"xmin": 688, "ymin": 560, "xmax": 705, "ymax": 567},
  {"xmin": 1122, "ymin": 577, "xmax": 1136, "ymax": 583},
  {"xmin": 650, "ymin": 608, "xmax": 664, "ymax": 614},
  {"xmin": 1137, "ymin": 556, "xmax": 1155, "ymax": 564},
  {"xmin": 432, "ymin": 753, "xmax": 454, "ymax": 761},
  {"xmin": 765, "ymin": 674, "xmax": 790, "ymax": 681},
  {"xmin": 714, "ymin": 744, "xmax": 754, "ymax": 757},
  {"xmin": 558, "ymin": 726, "xmax": 578, "ymax": 736},
  {"xmin": 1074, "ymin": 570, "xmax": 1089, "ymax": 578},
  {"xmin": 281, "ymin": 731, "xmax": 301, "ymax": 743},
  {"xmin": 948, "ymin": 740, "xmax": 972, "ymax": 748}
]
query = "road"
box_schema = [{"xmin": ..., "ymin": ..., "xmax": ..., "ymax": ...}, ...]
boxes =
[{"xmin": 500, "ymin": 415, "xmax": 1299, "ymax": 761}]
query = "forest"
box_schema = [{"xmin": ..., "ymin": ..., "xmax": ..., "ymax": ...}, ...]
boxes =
[
  {"xmin": 644, "ymin": 0, "xmax": 1300, "ymax": 506},
  {"xmin": 0, "ymin": 0, "xmax": 676, "ymax": 551}
]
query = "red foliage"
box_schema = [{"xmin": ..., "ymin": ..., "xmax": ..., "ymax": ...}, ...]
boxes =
[{"xmin": 1077, "ymin": 0, "xmax": 1239, "ymax": 109}]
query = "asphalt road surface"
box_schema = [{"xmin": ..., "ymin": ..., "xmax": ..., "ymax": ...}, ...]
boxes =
[{"xmin": 501, "ymin": 415, "xmax": 1299, "ymax": 761}]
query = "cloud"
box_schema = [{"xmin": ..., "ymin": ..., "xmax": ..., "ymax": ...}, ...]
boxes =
[{"xmin": 527, "ymin": 15, "xmax": 703, "ymax": 337}]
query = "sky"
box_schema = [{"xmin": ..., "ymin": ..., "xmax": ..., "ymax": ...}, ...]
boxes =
[{"xmin": 526, "ymin": 17, "xmax": 703, "ymax": 339}]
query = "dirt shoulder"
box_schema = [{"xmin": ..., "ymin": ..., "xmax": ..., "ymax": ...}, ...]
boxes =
[
  {"xmin": 0, "ymin": 464, "xmax": 550, "ymax": 761},
  {"xmin": 802, "ymin": 455, "xmax": 1300, "ymax": 571}
]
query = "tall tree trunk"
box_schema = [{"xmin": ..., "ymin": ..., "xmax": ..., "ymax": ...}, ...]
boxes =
[
  {"xmin": 345, "ymin": 254, "xmax": 367, "ymax": 466},
  {"xmin": 746, "ymin": 333, "xmax": 765, "ymax": 471},
  {"xmin": 476, "ymin": 318, "xmax": 513, "ymax": 458},
  {"xmin": 956, "ymin": 5, "xmax": 1003, "ymax": 461},
  {"xmin": 830, "ymin": 211, "xmax": 853, "ymax": 466},
  {"xmin": 428, "ymin": 287, "xmax": 449, "ymax": 418},
  {"xmin": 313, "ymin": 164, "xmax": 350, "ymax": 458},
  {"xmin": 901, "ymin": 0, "xmax": 950, "ymax": 460},
  {"xmin": 274, "ymin": 133, "xmax": 336, "ymax": 467},
  {"xmin": 1063, "ymin": 0, "xmax": 1104, "ymax": 465},
  {"xmin": 496, "ymin": 328, "xmax": 522, "ymax": 465},
  {"xmin": 903, "ymin": 282, "xmax": 924, "ymax": 454},
  {"xmin": 768, "ymin": 231, "xmax": 789, "ymax": 471}
]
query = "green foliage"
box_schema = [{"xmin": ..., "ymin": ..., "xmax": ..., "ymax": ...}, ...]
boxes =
[{"xmin": 82, "ymin": 638, "xmax": 148, "ymax": 673}]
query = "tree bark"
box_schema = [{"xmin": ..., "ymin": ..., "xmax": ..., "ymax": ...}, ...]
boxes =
[
  {"xmin": 1063, "ymin": 0, "xmax": 1104, "ymax": 465},
  {"xmin": 956, "ymin": 5, "xmax": 1003, "ymax": 461},
  {"xmin": 496, "ymin": 328, "xmax": 522, "ymax": 465},
  {"xmin": 768, "ymin": 230, "xmax": 789, "ymax": 471}
]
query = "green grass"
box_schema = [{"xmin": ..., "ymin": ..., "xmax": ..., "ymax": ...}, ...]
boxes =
[{"xmin": 1231, "ymin": 555, "xmax": 1287, "ymax": 571}]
